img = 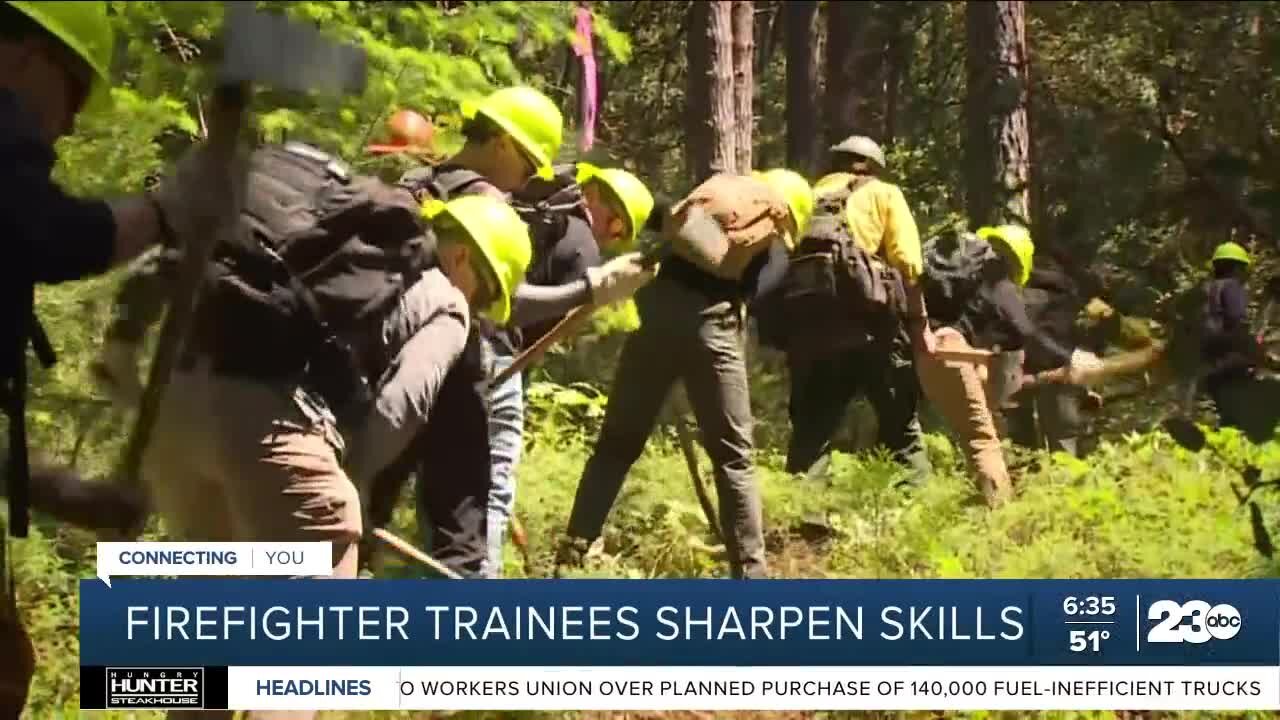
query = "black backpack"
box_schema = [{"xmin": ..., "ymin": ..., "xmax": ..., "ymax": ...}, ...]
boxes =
[
  {"xmin": 397, "ymin": 162, "xmax": 589, "ymax": 288},
  {"xmin": 511, "ymin": 163, "xmax": 592, "ymax": 287},
  {"xmin": 202, "ymin": 142, "xmax": 436, "ymax": 412},
  {"xmin": 920, "ymin": 229, "xmax": 1000, "ymax": 324},
  {"xmin": 762, "ymin": 175, "xmax": 906, "ymax": 354},
  {"xmin": 396, "ymin": 163, "xmax": 499, "ymax": 204}
]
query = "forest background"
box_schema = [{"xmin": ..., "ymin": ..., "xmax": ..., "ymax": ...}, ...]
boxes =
[{"xmin": 11, "ymin": 2, "xmax": 1280, "ymax": 718}]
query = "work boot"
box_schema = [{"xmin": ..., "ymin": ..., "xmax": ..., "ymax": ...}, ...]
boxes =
[{"xmin": 552, "ymin": 536, "xmax": 593, "ymax": 578}]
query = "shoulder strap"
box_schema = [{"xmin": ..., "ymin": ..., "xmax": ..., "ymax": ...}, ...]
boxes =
[
  {"xmin": 847, "ymin": 174, "xmax": 874, "ymax": 195},
  {"xmin": 398, "ymin": 164, "xmax": 494, "ymax": 203},
  {"xmin": 282, "ymin": 141, "xmax": 350, "ymax": 182}
]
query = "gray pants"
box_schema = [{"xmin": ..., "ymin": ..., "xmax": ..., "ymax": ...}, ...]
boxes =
[
  {"xmin": 1007, "ymin": 384, "xmax": 1085, "ymax": 456},
  {"xmin": 567, "ymin": 273, "xmax": 767, "ymax": 578}
]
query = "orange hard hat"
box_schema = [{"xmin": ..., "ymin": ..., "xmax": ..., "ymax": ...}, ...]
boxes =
[{"xmin": 367, "ymin": 109, "xmax": 435, "ymax": 155}]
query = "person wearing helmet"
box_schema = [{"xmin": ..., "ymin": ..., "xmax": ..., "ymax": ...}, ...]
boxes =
[
  {"xmin": 152, "ymin": 184, "xmax": 528, "ymax": 720},
  {"xmin": 89, "ymin": 138, "xmax": 532, "ymax": 596},
  {"xmin": 1198, "ymin": 241, "xmax": 1274, "ymax": 439},
  {"xmin": 392, "ymin": 88, "xmax": 653, "ymax": 323},
  {"xmin": 342, "ymin": 195, "xmax": 534, "ymax": 491},
  {"xmin": 363, "ymin": 161, "xmax": 656, "ymax": 580},
  {"xmin": 362, "ymin": 90, "xmax": 653, "ymax": 578},
  {"xmin": 366, "ymin": 108, "xmax": 438, "ymax": 157},
  {"xmin": 0, "ymin": 1, "xmax": 237, "ymax": 553},
  {"xmin": 915, "ymin": 224, "xmax": 1101, "ymax": 506},
  {"xmin": 458, "ymin": 161, "xmax": 655, "ymax": 577},
  {"xmin": 775, "ymin": 136, "xmax": 936, "ymax": 485},
  {"xmin": 560, "ymin": 168, "xmax": 811, "ymax": 580},
  {"xmin": 578, "ymin": 163, "xmax": 656, "ymax": 255},
  {"xmin": 1003, "ymin": 257, "xmax": 1097, "ymax": 457}
]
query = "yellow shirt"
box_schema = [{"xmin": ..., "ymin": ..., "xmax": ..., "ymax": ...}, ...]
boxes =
[{"xmin": 814, "ymin": 173, "xmax": 923, "ymax": 283}]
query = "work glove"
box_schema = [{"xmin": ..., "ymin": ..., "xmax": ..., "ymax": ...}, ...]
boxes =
[
  {"xmin": 586, "ymin": 252, "xmax": 656, "ymax": 307},
  {"xmin": 89, "ymin": 340, "xmax": 144, "ymax": 408},
  {"xmin": 1067, "ymin": 348, "xmax": 1103, "ymax": 384},
  {"xmin": 150, "ymin": 141, "xmax": 249, "ymax": 250}
]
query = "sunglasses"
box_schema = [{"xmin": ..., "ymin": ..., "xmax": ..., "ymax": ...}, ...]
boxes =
[{"xmin": 592, "ymin": 183, "xmax": 629, "ymax": 241}]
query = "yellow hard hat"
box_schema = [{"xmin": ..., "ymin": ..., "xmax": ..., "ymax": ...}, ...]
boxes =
[
  {"xmin": 976, "ymin": 224, "xmax": 1035, "ymax": 286},
  {"xmin": 577, "ymin": 163, "xmax": 655, "ymax": 250},
  {"xmin": 9, "ymin": 1, "xmax": 114, "ymax": 112},
  {"xmin": 754, "ymin": 168, "xmax": 815, "ymax": 238},
  {"xmin": 461, "ymin": 86, "xmax": 563, "ymax": 179},
  {"xmin": 422, "ymin": 195, "xmax": 532, "ymax": 325},
  {"xmin": 1211, "ymin": 242, "xmax": 1252, "ymax": 267}
]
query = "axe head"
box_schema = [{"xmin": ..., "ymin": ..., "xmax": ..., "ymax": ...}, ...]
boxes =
[{"xmin": 218, "ymin": 2, "xmax": 367, "ymax": 96}]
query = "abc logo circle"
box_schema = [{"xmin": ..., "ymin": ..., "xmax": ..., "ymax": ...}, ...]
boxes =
[{"xmin": 1206, "ymin": 604, "xmax": 1242, "ymax": 640}]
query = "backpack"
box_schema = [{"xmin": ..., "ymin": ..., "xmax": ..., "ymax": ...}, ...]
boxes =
[
  {"xmin": 202, "ymin": 142, "xmax": 436, "ymax": 412},
  {"xmin": 1196, "ymin": 278, "xmax": 1261, "ymax": 378},
  {"xmin": 396, "ymin": 162, "xmax": 501, "ymax": 203},
  {"xmin": 669, "ymin": 173, "xmax": 792, "ymax": 281},
  {"xmin": 510, "ymin": 163, "xmax": 592, "ymax": 287},
  {"xmin": 764, "ymin": 176, "xmax": 906, "ymax": 354},
  {"xmin": 920, "ymin": 229, "xmax": 1000, "ymax": 324}
]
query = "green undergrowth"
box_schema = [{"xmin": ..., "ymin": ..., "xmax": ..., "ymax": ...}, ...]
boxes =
[{"xmin": 13, "ymin": 422, "xmax": 1279, "ymax": 718}]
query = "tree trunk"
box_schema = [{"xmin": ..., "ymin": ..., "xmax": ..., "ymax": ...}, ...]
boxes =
[
  {"xmin": 784, "ymin": 0, "xmax": 821, "ymax": 176},
  {"xmin": 823, "ymin": 0, "xmax": 859, "ymax": 147},
  {"xmin": 824, "ymin": 1, "xmax": 886, "ymax": 148},
  {"xmin": 685, "ymin": 1, "xmax": 711, "ymax": 183},
  {"xmin": 883, "ymin": 4, "xmax": 914, "ymax": 144},
  {"xmin": 965, "ymin": 0, "xmax": 1031, "ymax": 227},
  {"xmin": 706, "ymin": 0, "xmax": 738, "ymax": 178},
  {"xmin": 732, "ymin": 0, "xmax": 754, "ymax": 173},
  {"xmin": 756, "ymin": 0, "xmax": 781, "ymax": 75}
]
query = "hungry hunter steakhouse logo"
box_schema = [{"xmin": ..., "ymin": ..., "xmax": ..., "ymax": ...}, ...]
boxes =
[{"xmin": 105, "ymin": 667, "xmax": 203, "ymax": 708}]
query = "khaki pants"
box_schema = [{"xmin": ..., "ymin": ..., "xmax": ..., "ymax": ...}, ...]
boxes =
[
  {"xmin": 143, "ymin": 360, "xmax": 361, "ymax": 720},
  {"xmin": 914, "ymin": 328, "xmax": 1012, "ymax": 507}
]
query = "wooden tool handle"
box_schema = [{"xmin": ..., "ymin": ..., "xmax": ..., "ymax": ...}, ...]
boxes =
[
  {"xmin": 933, "ymin": 348, "xmax": 995, "ymax": 365},
  {"xmin": 372, "ymin": 527, "xmax": 462, "ymax": 580},
  {"xmin": 117, "ymin": 85, "xmax": 249, "ymax": 506},
  {"xmin": 1020, "ymin": 342, "xmax": 1167, "ymax": 391},
  {"xmin": 492, "ymin": 303, "xmax": 597, "ymax": 387},
  {"xmin": 675, "ymin": 413, "xmax": 721, "ymax": 542},
  {"xmin": 493, "ymin": 248, "xmax": 664, "ymax": 388}
]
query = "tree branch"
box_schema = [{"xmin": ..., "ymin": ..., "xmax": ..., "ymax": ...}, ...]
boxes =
[
  {"xmin": 161, "ymin": 19, "xmax": 207, "ymax": 139},
  {"xmin": 1155, "ymin": 104, "xmax": 1272, "ymax": 244}
]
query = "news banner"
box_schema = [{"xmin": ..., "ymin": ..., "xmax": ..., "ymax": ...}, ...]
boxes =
[{"xmin": 79, "ymin": 542, "xmax": 1280, "ymax": 712}]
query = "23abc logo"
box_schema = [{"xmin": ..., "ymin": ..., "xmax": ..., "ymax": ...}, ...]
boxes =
[{"xmin": 1146, "ymin": 600, "xmax": 1242, "ymax": 644}]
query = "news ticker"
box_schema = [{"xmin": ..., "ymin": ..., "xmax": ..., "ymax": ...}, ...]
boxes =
[{"xmin": 80, "ymin": 666, "xmax": 1276, "ymax": 711}]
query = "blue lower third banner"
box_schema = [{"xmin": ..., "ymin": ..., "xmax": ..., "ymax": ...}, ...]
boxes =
[{"xmin": 79, "ymin": 579, "xmax": 1280, "ymax": 711}]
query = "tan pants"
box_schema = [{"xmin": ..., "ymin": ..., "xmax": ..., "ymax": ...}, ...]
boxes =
[
  {"xmin": 914, "ymin": 328, "xmax": 1013, "ymax": 507},
  {"xmin": 142, "ymin": 360, "xmax": 362, "ymax": 720}
]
